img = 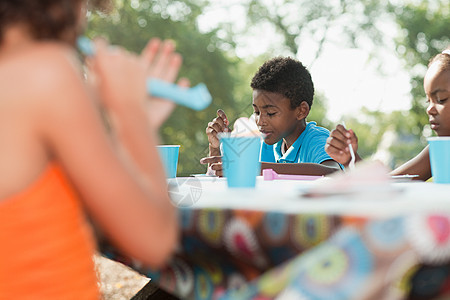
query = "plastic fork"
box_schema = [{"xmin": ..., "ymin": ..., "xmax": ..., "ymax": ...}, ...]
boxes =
[{"xmin": 341, "ymin": 121, "xmax": 355, "ymax": 170}]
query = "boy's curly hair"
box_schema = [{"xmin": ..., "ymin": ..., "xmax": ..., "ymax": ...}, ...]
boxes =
[
  {"xmin": 250, "ymin": 57, "xmax": 314, "ymax": 109},
  {"xmin": 0, "ymin": 0, "xmax": 111, "ymax": 43}
]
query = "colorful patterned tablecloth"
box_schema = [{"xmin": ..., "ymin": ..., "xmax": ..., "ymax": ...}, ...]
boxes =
[{"xmin": 101, "ymin": 179, "xmax": 450, "ymax": 299}]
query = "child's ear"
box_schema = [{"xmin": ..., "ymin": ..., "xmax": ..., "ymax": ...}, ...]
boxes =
[{"xmin": 296, "ymin": 101, "xmax": 310, "ymax": 120}]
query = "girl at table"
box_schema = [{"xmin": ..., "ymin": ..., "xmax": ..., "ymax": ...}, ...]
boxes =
[
  {"xmin": 325, "ymin": 48, "xmax": 450, "ymax": 180},
  {"xmin": 0, "ymin": 0, "xmax": 186, "ymax": 298},
  {"xmin": 201, "ymin": 57, "xmax": 342, "ymax": 176}
]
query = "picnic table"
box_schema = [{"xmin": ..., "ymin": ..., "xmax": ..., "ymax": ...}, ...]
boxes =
[{"xmin": 102, "ymin": 176, "xmax": 450, "ymax": 300}]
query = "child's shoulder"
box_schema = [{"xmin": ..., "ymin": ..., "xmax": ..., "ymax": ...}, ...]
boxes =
[
  {"xmin": 32, "ymin": 42, "xmax": 80, "ymax": 75},
  {"xmin": 305, "ymin": 121, "xmax": 330, "ymax": 135},
  {"xmin": 1, "ymin": 41, "xmax": 80, "ymax": 83},
  {"xmin": 0, "ymin": 41, "xmax": 84, "ymax": 111}
]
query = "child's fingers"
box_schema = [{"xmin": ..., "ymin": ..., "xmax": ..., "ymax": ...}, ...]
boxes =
[
  {"xmin": 209, "ymin": 162, "xmax": 223, "ymax": 171},
  {"xmin": 92, "ymin": 39, "xmax": 132, "ymax": 75},
  {"xmin": 215, "ymin": 110, "xmax": 230, "ymax": 132},
  {"xmin": 329, "ymin": 128, "xmax": 348, "ymax": 147},
  {"xmin": 140, "ymin": 38, "xmax": 161, "ymax": 66},
  {"xmin": 156, "ymin": 53, "xmax": 182, "ymax": 82},
  {"xmin": 336, "ymin": 124, "xmax": 352, "ymax": 137},
  {"xmin": 217, "ymin": 109, "xmax": 229, "ymax": 127},
  {"xmin": 212, "ymin": 116, "xmax": 227, "ymax": 131},
  {"xmin": 177, "ymin": 77, "xmax": 190, "ymax": 88},
  {"xmin": 327, "ymin": 134, "xmax": 349, "ymax": 153},
  {"xmin": 325, "ymin": 140, "xmax": 350, "ymax": 164},
  {"xmin": 200, "ymin": 156, "xmax": 222, "ymax": 164},
  {"xmin": 348, "ymin": 129, "xmax": 358, "ymax": 142},
  {"xmin": 210, "ymin": 163, "xmax": 223, "ymax": 177},
  {"xmin": 207, "ymin": 121, "xmax": 224, "ymax": 134},
  {"xmin": 340, "ymin": 128, "xmax": 359, "ymax": 150},
  {"xmin": 325, "ymin": 141, "xmax": 343, "ymax": 156},
  {"xmin": 149, "ymin": 40, "xmax": 177, "ymax": 79},
  {"xmin": 205, "ymin": 125, "xmax": 220, "ymax": 147}
]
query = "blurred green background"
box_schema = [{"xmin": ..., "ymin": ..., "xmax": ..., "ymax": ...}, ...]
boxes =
[{"xmin": 87, "ymin": 0, "xmax": 449, "ymax": 176}]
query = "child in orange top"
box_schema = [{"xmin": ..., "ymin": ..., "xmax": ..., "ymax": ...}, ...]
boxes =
[
  {"xmin": 0, "ymin": 0, "xmax": 187, "ymax": 298},
  {"xmin": 325, "ymin": 48, "xmax": 450, "ymax": 180}
]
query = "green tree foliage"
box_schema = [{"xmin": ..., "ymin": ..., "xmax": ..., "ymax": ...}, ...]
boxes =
[
  {"xmin": 87, "ymin": 0, "xmax": 245, "ymax": 175},
  {"xmin": 308, "ymin": 92, "xmax": 332, "ymax": 129},
  {"xmin": 389, "ymin": 1, "xmax": 450, "ymax": 135},
  {"xmin": 86, "ymin": 0, "xmax": 334, "ymax": 175},
  {"xmin": 86, "ymin": 0, "xmax": 448, "ymax": 174},
  {"xmin": 236, "ymin": 0, "xmax": 449, "ymax": 168},
  {"xmin": 241, "ymin": 0, "xmax": 448, "ymax": 169},
  {"xmin": 238, "ymin": 0, "xmax": 387, "ymax": 63},
  {"xmin": 362, "ymin": 0, "xmax": 450, "ymax": 168}
]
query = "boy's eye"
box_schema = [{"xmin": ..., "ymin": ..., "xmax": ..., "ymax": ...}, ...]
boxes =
[
  {"xmin": 253, "ymin": 111, "xmax": 260, "ymax": 116},
  {"xmin": 267, "ymin": 112, "xmax": 277, "ymax": 117},
  {"xmin": 438, "ymin": 98, "xmax": 448, "ymax": 104}
]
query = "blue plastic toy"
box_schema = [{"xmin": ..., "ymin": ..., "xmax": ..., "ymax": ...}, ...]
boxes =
[{"xmin": 77, "ymin": 36, "xmax": 212, "ymax": 111}]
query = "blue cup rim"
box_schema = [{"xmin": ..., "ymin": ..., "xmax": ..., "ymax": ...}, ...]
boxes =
[
  {"xmin": 428, "ymin": 137, "xmax": 450, "ymax": 142},
  {"xmin": 217, "ymin": 133, "xmax": 262, "ymax": 139}
]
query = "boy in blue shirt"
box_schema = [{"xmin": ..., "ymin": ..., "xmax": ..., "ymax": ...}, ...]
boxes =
[{"xmin": 201, "ymin": 57, "xmax": 341, "ymax": 176}]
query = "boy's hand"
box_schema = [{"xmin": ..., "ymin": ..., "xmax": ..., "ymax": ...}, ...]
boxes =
[
  {"xmin": 325, "ymin": 124, "xmax": 359, "ymax": 166},
  {"xmin": 200, "ymin": 156, "xmax": 223, "ymax": 177},
  {"xmin": 206, "ymin": 109, "xmax": 230, "ymax": 152}
]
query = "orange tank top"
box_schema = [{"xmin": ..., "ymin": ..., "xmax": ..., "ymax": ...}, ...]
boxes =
[{"xmin": 0, "ymin": 163, "xmax": 99, "ymax": 299}]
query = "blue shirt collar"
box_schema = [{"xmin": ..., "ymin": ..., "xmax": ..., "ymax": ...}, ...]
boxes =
[{"xmin": 274, "ymin": 122, "xmax": 314, "ymax": 163}]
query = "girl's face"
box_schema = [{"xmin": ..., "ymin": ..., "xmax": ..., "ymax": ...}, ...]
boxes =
[{"xmin": 425, "ymin": 63, "xmax": 450, "ymax": 136}]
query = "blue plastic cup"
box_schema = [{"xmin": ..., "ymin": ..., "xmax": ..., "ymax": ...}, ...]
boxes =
[
  {"xmin": 428, "ymin": 137, "xmax": 450, "ymax": 184},
  {"xmin": 220, "ymin": 135, "xmax": 261, "ymax": 188},
  {"xmin": 157, "ymin": 145, "xmax": 180, "ymax": 178}
]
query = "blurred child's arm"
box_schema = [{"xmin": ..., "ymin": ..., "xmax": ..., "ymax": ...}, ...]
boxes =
[
  {"xmin": 40, "ymin": 43, "xmax": 177, "ymax": 268},
  {"xmin": 325, "ymin": 124, "xmax": 362, "ymax": 168},
  {"xmin": 390, "ymin": 146, "xmax": 431, "ymax": 181},
  {"xmin": 89, "ymin": 40, "xmax": 171, "ymax": 191},
  {"xmin": 261, "ymin": 161, "xmax": 340, "ymax": 176}
]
